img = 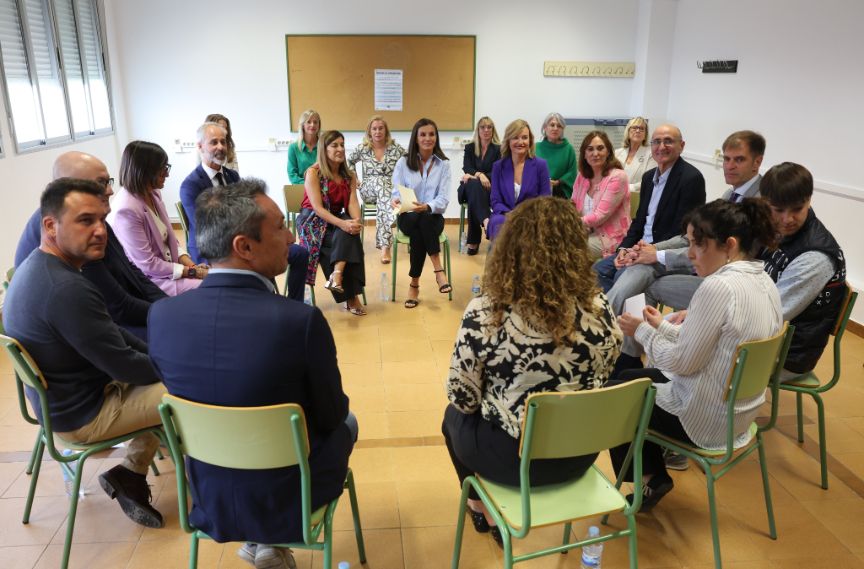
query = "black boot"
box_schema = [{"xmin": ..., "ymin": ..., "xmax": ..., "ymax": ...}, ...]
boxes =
[
  {"xmin": 610, "ymin": 353, "xmax": 644, "ymax": 381},
  {"xmin": 98, "ymin": 465, "xmax": 164, "ymax": 528}
]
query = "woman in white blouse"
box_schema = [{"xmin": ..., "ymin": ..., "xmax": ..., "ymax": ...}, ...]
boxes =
[
  {"xmin": 613, "ymin": 198, "xmax": 783, "ymax": 510},
  {"xmin": 614, "ymin": 117, "xmax": 656, "ymax": 194}
]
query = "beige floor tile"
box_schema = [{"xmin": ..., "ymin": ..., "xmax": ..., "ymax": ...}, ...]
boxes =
[
  {"xmin": 0, "ymin": 545, "xmax": 46, "ymax": 569},
  {"xmin": 390, "ymin": 445, "xmax": 457, "ymax": 483},
  {"xmin": 396, "ymin": 480, "xmax": 462, "ymax": 528},
  {"xmin": 0, "ymin": 425, "xmax": 41, "ymax": 453},
  {"xmin": 0, "ymin": 496, "xmax": 69, "ymax": 546},
  {"xmin": 403, "ymin": 525, "xmax": 499, "ymax": 569},
  {"xmin": 311, "ymin": 528, "xmax": 403, "ymax": 569},
  {"xmin": 0, "ymin": 461, "xmax": 27, "ymax": 496},
  {"xmin": 33, "ymin": 541, "xmax": 135, "ymax": 569},
  {"xmin": 126, "ymin": 534, "xmax": 223, "ymax": 569},
  {"xmin": 384, "ymin": 384, "xmax": 447, "ymax": 413},
  {"xmin": 348, "ymin": 447, "xmax": 395, "ymax": 483},
  {"xmin": 387, "ymin": 410, "xmax": 444, "ymax": 439},
  {"xmin": 353, "ymin": 411, "xmax": 390, "ymax": 440},
  {"xmin": 769, "ymin": 554, "xmax": 864, "ymax": 568},
  {"xmin": 331, "ymin": 480, "xmax": 400, "ymax": 532},
  {"xmin": 799, "ymin": 497, "xmax": 864, "ymax": 553},
  {"xmin": 381, "ymin": 361, "xmax": 446, "ymax": 385},
  {"xmin": 343, "ymin": 384, "xmax": 387, "ymax": 413}
]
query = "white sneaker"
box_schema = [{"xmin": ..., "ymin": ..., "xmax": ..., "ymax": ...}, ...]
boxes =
[
  {"xmin": 255, "ymin": 545, "xmax": 297, "ymax": 569},
  {"xmin": 237, "ymin": 543, "xmax": 257, "ymax": 566}
]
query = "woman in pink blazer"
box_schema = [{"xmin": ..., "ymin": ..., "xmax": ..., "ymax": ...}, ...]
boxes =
[
  {"xmin": 571, "ymin": 131, "xmax": 631, "ymax": 259},
  {"xmin": 109, "ymin": 141, "xmax": 206, "ymax": 296}
]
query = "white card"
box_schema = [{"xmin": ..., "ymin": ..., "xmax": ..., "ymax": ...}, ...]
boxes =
[{"xmin": 623, "ymin": 293, "xmax": 646, "ymax": 318}]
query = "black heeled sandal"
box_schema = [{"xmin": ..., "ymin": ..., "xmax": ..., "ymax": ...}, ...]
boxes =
[
  {"xmin": 434, "ymin": 269, "xmax": 452, "ymax": 293},
  {"xmin": 404, "ymin": 283, "xmax": 420, "ymax": 308}
]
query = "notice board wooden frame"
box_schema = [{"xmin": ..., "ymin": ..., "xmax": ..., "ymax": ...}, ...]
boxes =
[{"xmin": 285, "ymin": 35, "xmax": 476, "ymax": 132}]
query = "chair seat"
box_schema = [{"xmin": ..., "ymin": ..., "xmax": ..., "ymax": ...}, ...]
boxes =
[
  {"xmin": 780, "ymin": 372, "xmax": 820, "ymax": 388},
  {"xmin": 394, "ymin": 229, "xmax": 448, "ymax": 245},
  {"xmin": 650, "ymin": 422, "xmax": 758, "ymax": 458},
  {"xmin": 477, "ymin": 465, "xmax": 626, "ymax": 530}
]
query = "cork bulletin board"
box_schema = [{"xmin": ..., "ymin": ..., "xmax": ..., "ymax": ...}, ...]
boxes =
[{"xmin": 286, "ymin": 35, "xmax": 476, "ymax": 131}]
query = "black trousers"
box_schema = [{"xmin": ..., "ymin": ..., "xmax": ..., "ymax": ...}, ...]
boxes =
[
  {"xmin": 397, "ymin": 211, "xmax": 444, "ymax": 278},
  {"xmin": 319, "ymin": 224, "xmax": 365, "ymax": 303},
  {"xmin": 607, "ymin": 368, "xmax": 693, "ymax": 482},
  {"xmin": 442, "ymin": 405, "xmax": 597, "ymax": 500},
  {"xmin": 463, "ymin": 179, "xmax": 490, "ymax": 245}
]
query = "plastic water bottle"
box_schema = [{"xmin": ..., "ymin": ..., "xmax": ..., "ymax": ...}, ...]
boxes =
[
  {"xmin": 471, "ymin": 275, "xmax": 481, "ymax": 297},
  {"xmin": 59, "ymin": 449, "xmax": 86, "ymax": 500},
  {"xmin": 337, "ymin": 562, "xmax": 350, "ymax": 569},
  {"xmin": 379, "ymin": 272, "xmax": 390, "ymax": 302},
  {"xmin": 580, "ymin": 526, "xmax": 603, "ymax": 569},
  {"xmin": 460, "ymin": 231, "xmax": 467, "ymax": 253}
]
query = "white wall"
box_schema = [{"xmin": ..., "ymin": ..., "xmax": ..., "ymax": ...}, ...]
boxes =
[{"xmin": 665, "ymin": 0, "xmax": 864, "ymax": 322}]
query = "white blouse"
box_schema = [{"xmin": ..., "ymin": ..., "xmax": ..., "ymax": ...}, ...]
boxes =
[{"xmin": 614, "ymin": 146, "xmax": 656, "ymax": 193}]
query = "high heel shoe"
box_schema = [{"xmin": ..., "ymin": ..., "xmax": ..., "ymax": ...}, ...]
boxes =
[
  {"xmin": 324, "ymin": 269, "xmax": 344, "ymax": 294},
  {"xmin": 434, "ymin": 269, "xmax": 452, "ymax": 293}
]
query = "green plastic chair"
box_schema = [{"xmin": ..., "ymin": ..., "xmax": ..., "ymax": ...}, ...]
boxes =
[
  {"xmin": 629, "ymin": 191, "xmax": 640, "ymax": 219},
  {"xmin": 452, "ymin": 379, "xmax": 656, "ymax": 569},
  {"xmin": 0, "ymin": 334, "xmax": 165, "ymax": 569},
  {"xmin": 779, "ymin": 288, "xmax": 857, "ymax": 489},
  {"xmin": 640, "ymin": 323, "xmax": 794, "ymax": 569},
  {"xmin": 159, "ymin": 394, "xmax": 366, "ymax": 569},
  {"xmin": 457, "ymin": 203, "xmax": 467, "ymax": 252},
  {"xmin": 390, "ymin": 228, "xmax": 452, "ymax": 302},
  {"xmin": 175, "ymin": 201, "xmax": 191, "ymax": 246}
]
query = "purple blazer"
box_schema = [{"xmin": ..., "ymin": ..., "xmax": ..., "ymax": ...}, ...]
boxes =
[
  {"xmin": 108, "ymin": 188, "xmax": 201, "ymax": 296},
  {"xmin": 488, "ymin": 156, "xmax": 552, "ymax": 239}
]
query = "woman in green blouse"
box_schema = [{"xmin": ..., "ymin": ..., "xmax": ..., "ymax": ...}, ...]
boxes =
[
  {"xmin": 535, "ymin": 112, "xmax": 577, "ymax": 199},
  {"xmin": 287, "ymin": 109, "xmax": 321, "ymax": 184}
]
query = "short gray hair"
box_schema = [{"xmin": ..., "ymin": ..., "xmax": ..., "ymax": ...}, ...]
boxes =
[
  {"xmin": 197, "ymin": 121, "xmax": 227, "ymax": 143},
  {"xmin": 195, "ymin": 178, "xmax": 268, "ymax": 262},
  {"xmin": 541, "ymin": 112, "xmax": 566, "ymax": 139}
]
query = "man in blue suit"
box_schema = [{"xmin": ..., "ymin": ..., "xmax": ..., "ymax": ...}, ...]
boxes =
[
  {"xmin": 179, "ymin": 121, "xmax": 309, "ymax": 302},
  {"xmin": 148, "ymin": 178, "xmax": 355, "ymax": 569}
]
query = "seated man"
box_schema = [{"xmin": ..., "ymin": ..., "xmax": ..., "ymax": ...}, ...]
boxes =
[
  {"xmin": 14, "ymin": 151, "xmax": 167, "ymax": 340},
  {"xmin": 3, "ymin": 178, "xmax": 166, "ymax": 528},
  {"xmin": 608, "ymin": 131, "xmax": 766, "ymax": 370},
  {"xmin": 635, "ymin": 162, "xmax": 847, "ymax": 382},
  {"xmin": 148, "ymin": 178, "xmax": 355, "ymax": 569}
]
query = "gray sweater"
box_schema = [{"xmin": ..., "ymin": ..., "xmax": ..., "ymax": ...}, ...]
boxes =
[{"xmin": 3, "ymin": 250, "xmax": 160, "ymax": 432}]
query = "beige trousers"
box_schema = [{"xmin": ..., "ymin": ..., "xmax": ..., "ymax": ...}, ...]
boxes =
[{"xmin": 57, "ymin": 381, "xmax": 167, "ymax": 475}]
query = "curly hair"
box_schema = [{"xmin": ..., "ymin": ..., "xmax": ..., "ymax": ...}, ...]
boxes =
[{"xmin": 483, "ymin": 196, "xmax": 600, "ymax": 345}]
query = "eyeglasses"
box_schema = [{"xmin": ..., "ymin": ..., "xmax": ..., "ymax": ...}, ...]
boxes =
[
  {"xmin": 163, "ymin": 163, "xmax": 172, "ymax": 174},
  {"xmin": 629, "ymin": 126, "xmax": 645, "ymax": 132},
  {"xmin": 650, "ymin": 138, "xmax": 680, "ymax": 147},
  {"xmin": 97, "ymin": 177, "xmax": 115, "ymax": 189}
]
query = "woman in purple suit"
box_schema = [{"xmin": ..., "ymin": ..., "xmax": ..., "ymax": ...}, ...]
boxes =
[
  {"xmin": 488, "ymin": 119, "xmax": 552, "ymax": 240},
  {"xmin": 109, "ymin": 141, "xmax": 205, "ymax": 296}
]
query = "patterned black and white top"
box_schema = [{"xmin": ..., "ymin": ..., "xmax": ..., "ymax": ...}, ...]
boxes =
[
  {"xmin": 447, "ymin": 294, "xmax": 622, "ymax": 439},
  {"xmin": 347, "ymin": 142, "xmax": 406, "ymax": 201}
]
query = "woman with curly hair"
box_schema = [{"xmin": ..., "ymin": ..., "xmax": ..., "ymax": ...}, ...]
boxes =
[{"xmin": 442, "ymin": 196, "xmax": 622, "ymax": 546}]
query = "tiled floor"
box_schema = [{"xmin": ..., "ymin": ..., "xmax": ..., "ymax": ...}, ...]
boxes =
[{"xmin": 1, "ymin": 224, "xmax": 863, "ymax": 568}]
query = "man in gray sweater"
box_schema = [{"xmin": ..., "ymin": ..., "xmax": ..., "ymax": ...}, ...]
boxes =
[{"xmin": 3, "ymin": 178, "xmax": 166, "ymax": 528}]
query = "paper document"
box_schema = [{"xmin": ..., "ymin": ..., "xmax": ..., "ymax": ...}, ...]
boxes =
[
  {"xmin": 623, "ymin": 293, "xmax": 646, "ymax": 318},
  {"xmin": 395, "ymin": 185, "xmax": 419, "ymax": 214}
]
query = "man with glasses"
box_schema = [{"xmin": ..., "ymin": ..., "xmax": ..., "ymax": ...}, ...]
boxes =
[
  {"xmin": 13, "ymin": 151, "xmax": 167, "ymax": 340},
  {"xmin": 593, "ymin": 123, "xmax": 706, "ymax": 292}
]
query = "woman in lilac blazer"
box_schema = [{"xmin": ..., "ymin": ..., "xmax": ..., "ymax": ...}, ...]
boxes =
[
  {"xmin": 488, "ymin": 119, "xmax": 552, "ymax": 240},
  {"xmin": 109, "ymin": 141, "xmax": 206, "ymax": 296},
  {"xmin": 571, "ymin": 130, "xmax": 631, "ymax": 259}
]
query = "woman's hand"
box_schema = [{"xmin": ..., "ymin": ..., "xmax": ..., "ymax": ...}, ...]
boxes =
[
  {"xmin": 617, "ymin": 312, "xmax": 642, "ymax": 337},
  {"xmin": 477, "ymin": 172, "xmax": 491, "ymax": 189},
  {"xmin": 391, "ymin": 198, "xmax": 401, "ymax": 209},
  {"xmin": 412, "ymin": 201, "xmax": 429, "ymax": 213},
  {"xmin": 643, "ymin": 305, "xmax": 664, "ymax": 329},
  {"xmin": 461, "ymin": 173, "xmax": 473, "ymax": 183},
  {"xmin": 341, "ymin": 218, "xmax": 362, "ymax": 235},
  {"xmin": 551, "ymin": 179, "xmax": 560, "ymax": 187},
  {"xmin": 666, "ymin": 310, "xmax": 688, "ymax": 325}
]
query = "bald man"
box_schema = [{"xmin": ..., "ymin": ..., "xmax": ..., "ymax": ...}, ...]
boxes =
[{"xmin": 14, "ymin": 151, "xmax": 166, "ymax": 339}]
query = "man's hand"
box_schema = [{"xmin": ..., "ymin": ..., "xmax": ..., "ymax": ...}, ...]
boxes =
[
  {"xmin": 643, "ymin": 305, "xmax": 664, "ymax": 329},
  {"xmin": 614, "ymin": 247, "xmax": 634, "ymax": 269},
  {"xmin": 632, "ymin": 241, "xmax": 658, "ymax": 265}
]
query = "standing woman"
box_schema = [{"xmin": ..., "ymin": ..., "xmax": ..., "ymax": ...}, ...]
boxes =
[
  {"xmin": 572, "ymin": 130, "xmax": 631, "ymax": 259},
  {"xmin": 614, "ymin": 117, "xmax": 656, "ymax": 194},
  {"xmin": 459, "ymin": 116, "xmax": 501, "ymax": 255},
  {"xmin": 487, "ymin": 119, "xmax": 551, "ymax": 241},
  {"xmin": 287, "ymin": 109, "xmax": 321, "ymax": 184},
  {"xmin": 347, "ymin": 115, "xmax": 406, "ymax": 264},
  {"xmin": 535, "ymin": 112, "xmax": 577, "ymax": 199},
  {"xmin": 297, "ymin": 130, "xmax": 366, "ymax": 315},
  {"xmin": 392, "ymin": 118, "xmax": 451, "ymax": 309},
  {"xmin": 109, "ymin": 141, "xmax": 205, "ymax": 296},
  {"xmin": 204, "ymin": 113, "xmax": 239, "ymax": 172}
]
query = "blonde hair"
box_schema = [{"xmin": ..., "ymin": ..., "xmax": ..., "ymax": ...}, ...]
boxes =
[
  {"xmin": 471, "ymin": 116, "xmax": 500, "ymax": 157},
  {"xmin": 622, "ymin": 117, "xmax": 648, "ymax": 148},
  {"xmin": 500, "ymin": 119, "xmax": 536, "ymax": 159},
  {"xmin": 315, "ymin": 130, "xmax": 351, "ymax": 181},
  {"xmin": 362, "ymin": 115, "xmax": 394, "ymax": 148},
  {"xmin": 296, "ymin": 109, "xmax": 321, "ymax": 149},
  {"xmin": 483, "ymin": 197, "xmax": 601, "ymax": 345}
]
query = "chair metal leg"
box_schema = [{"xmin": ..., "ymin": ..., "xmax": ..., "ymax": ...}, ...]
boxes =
[
  {"xmin": 345, "ymin": 470, "xmax": 367, "ymax": 563},
  {"xmin": 323, "ymin": 513, "xmax": 334, "ymax": 569},
  {"xmin": 149, "ymin": 460, "xmax": 160, "ymax": 476},
  {"xmin": 561, "ymin": 522, "xmax": 571, "ymax": 548},
  {"xmin": 444, "ymin": 240, "xmax": 452, "ymax": 301},
  {"xmin": 796, "ymin": 392, "xmax": 804, "ymax": 443},
  {"xmin": 627, "ymin": 513, "xmax": 639, "ymax": 569},
  {"xmin": 25, "ymin": 429, "xmax": 42, "ymax": 475},
  {"xmin": 189, "ymin": 533, "xmax": 199, "ymax": 569},
  {"xmin": 502, "ymin": 523, "xmax": 514, "ymax": 569},
  {"xmin": 309, "ymin": 285, "xmax": 316, "ymax": 307},
  {"xmin": 361, "ymin": 287, "xmax": 367, "ymax": 306},
  {"xmin": 23, "ymin": 436, "xmax": 45, "ymax": 524},
  {"xmin": 458, "ymin": 205, "xmax": 466, "ymax": 252},
  {"xmin": 756, "ymin": 436, "xmax": 778, "ymax": 539},
  {"xmin": 451, "ymin": 482, "xmax": 472, "ymax": 569},
  {"xmin": 813, "ymin": 393, "xmax": 829, "ymax": 489},
  {"xmin": 704, "ymin": 468, "xmax": 723, "ymax": 569},
  {"xmin": 60, "ymin": 459, "xmax": 88, "ymax": 569},
  {"xmin": 390, "ymin": 241, "xmax": 398, "ymax": 302}
]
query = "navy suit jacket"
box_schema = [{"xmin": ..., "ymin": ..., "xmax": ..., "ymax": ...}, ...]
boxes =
[
  {"xmin": 620, "ymin": 157, "xmax": 706, "ymax": 250},
  {"xmin": 179, "ymin": 165, "xmax": 240, "ymax": 263},
  {"xmin": 14, "ymin": 209, "xmax": 166, "ymax": 337},
  {"xmin": 148, "ymin": 272, "xmax": 352, "ymax": 544}
]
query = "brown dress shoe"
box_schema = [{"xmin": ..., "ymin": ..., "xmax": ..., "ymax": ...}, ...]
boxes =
[{"xmin": 98, "ymin": 465, "xmax": 164, "ymax": 528}]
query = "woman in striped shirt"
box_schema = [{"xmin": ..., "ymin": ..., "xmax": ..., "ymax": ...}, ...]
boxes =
[{"xmin": 613, "ymin": 198, "xmax": 783, "ymax": 510}]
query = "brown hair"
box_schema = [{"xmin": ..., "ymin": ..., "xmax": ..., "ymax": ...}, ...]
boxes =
[
  {"xmin": 684, "ymin": 198, "xmax": 777, "ymax": 258},
  {"xmin": 315, "ymin": 130, "xmax": 352, "ymax": 181},
  {"xmin": 760, "ymin": 162, "xmax": 813, "ymax": 208},
  {"xmin": 406, "ymin": 118, "xmax": 447, "ymax": 171},
  {"xmin": 578, "ymin": 130, "xmax": 623, "ymax": 178}
]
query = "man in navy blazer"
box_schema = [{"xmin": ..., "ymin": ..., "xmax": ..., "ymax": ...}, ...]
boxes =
[
  {"xmin": 180, "ymin": 121, "xmax": 309, "ymax": 301},
  {"xmin": 13, "ymin": 151, "xmax": 166, "ymax": 340},
  {"xmin": 593, "ymin": 124, "xmax": 706, "ymax": 292},
  {"xmin": 148, "ymin": 179, "xmax": 354, "ymax": 567}
]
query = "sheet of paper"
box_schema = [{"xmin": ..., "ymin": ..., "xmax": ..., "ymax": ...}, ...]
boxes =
[
  {"xmin": 623, "ymin": 293, "xmax": 646, "ymax": 318},
  {"xmin": 395, "ymin": 185, "xmax": 419, "ymax": 214},
  {"xmin": 374, "ymin": 69, "xmax": 403, "ymax": 111}
]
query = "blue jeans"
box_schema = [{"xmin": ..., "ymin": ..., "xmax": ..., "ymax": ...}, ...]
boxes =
[
  {"xmin": 593, "ymin": 254, "xmax": 621, "ymax": 293},
  {"xmin": 286, "ymin": 244, "xmax": 309, "ymax": 302}
]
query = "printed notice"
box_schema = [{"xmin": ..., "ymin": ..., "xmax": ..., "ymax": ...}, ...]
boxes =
[{"xmin": 374, "ymin": 69, "xmax": 403, "ymax": 111}]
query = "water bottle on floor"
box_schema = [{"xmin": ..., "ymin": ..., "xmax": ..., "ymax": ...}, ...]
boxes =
[
  {"xmin": 580, "ymin": 525, "xmax": 603, "ymax": 568},
  {"xmin": 59, "ymin": 449, "xmax": 86, "ymax": 500},
  {"xmin": 303, "ymin": 286, "xmax": 313, "ymax": 306},
  {"xmin": 337, "ymin": 562, "xmax": 350, "ymax": 569},
  {"xmin": 471, "ymin": 275, "xmax": 481, "ymax": 297},
  {"xmin": 379, "ymin": 272, "xmax": 390, "ymax": 302},
  {"xmin": 460, "ymin": 231, "xmax": 467, "ymax": 253}
]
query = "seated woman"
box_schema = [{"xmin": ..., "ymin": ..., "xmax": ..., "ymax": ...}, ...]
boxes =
[
  {"xmin": 297, "ymin": 130, "xmax": 366, "ymax": 315},
  {"xmin": 347, "ymin": 115, "xmax": 406, "ymax": 264},
  {"xmin": 613, "ymin": 198, "xmax": 782, "ymax": 510},
  {"xmin": 392, "ymin": 118, "xmax": 451, "ymax": 308},
  {"xmin": 288, "ymin": 109, "xmax": 321, "ymax": 184},
  {"xmin": 535, "ymin": 112, "xmax": 577, "ymax": 199},
  {"xmin": 572, "ymin": 130, "xmax": 631, "ymax": 259},
  {"xmin": 109, "ymin": 140, "xmax": 206, "ymax": 296},
  {"xmin": 443, "ymin": 197, "xmax": 622, "ymax": 546},
  {"xmin": 488, "ymin": 119, "xmax": 551, "ymax": 240},
  {"xmin": 614, "ymin": 117, "xmax": 656, "ymax": 194},
  {"xmin": 459, "ymin": 116, "xmax": 501, "ymax": 255}
]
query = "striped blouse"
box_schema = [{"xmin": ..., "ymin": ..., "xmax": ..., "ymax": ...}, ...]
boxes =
[{"xmin": 635, "ymin": 260, "xmax": 783, "ymax": 449}]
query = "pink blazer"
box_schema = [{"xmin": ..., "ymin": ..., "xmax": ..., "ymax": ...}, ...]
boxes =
[
  {"xmin": 571, "ymin": 168, "xmax": 631, "ymax": 257},
  {"xmin": 108, "ymin": 188, "xmax": 200, "ymax": 296}
]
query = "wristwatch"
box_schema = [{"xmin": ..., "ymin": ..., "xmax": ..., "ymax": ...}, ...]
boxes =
[{"xmin": 186, "ymin": 267, "xmax": 197, "ymax": 278}]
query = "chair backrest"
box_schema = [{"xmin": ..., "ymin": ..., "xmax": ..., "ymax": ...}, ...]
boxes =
[
  {"xmin": 283, "ymin": 184, "xmax": 306, "ymax": 232},
  {"xmin": 175, "ymin": 201, "xmax": 190, "ymax": 243},
  {"xmin": 0, "ymin": 333, "xmax": 55, "ymax": 433},
  {"xmin": 724, "ymin": 322, "xmax": 792, "ymax": 402},
  {"xmin": 520, "ymin": 379, "xmax": 654, "ymax": 460},
  {"xmin": 629, "ymin": 191, "xmax": 640, "ymax": 219},
  {"xmin": 823, "ymin": 287, "xmax": 857, "ymax": 388}
]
